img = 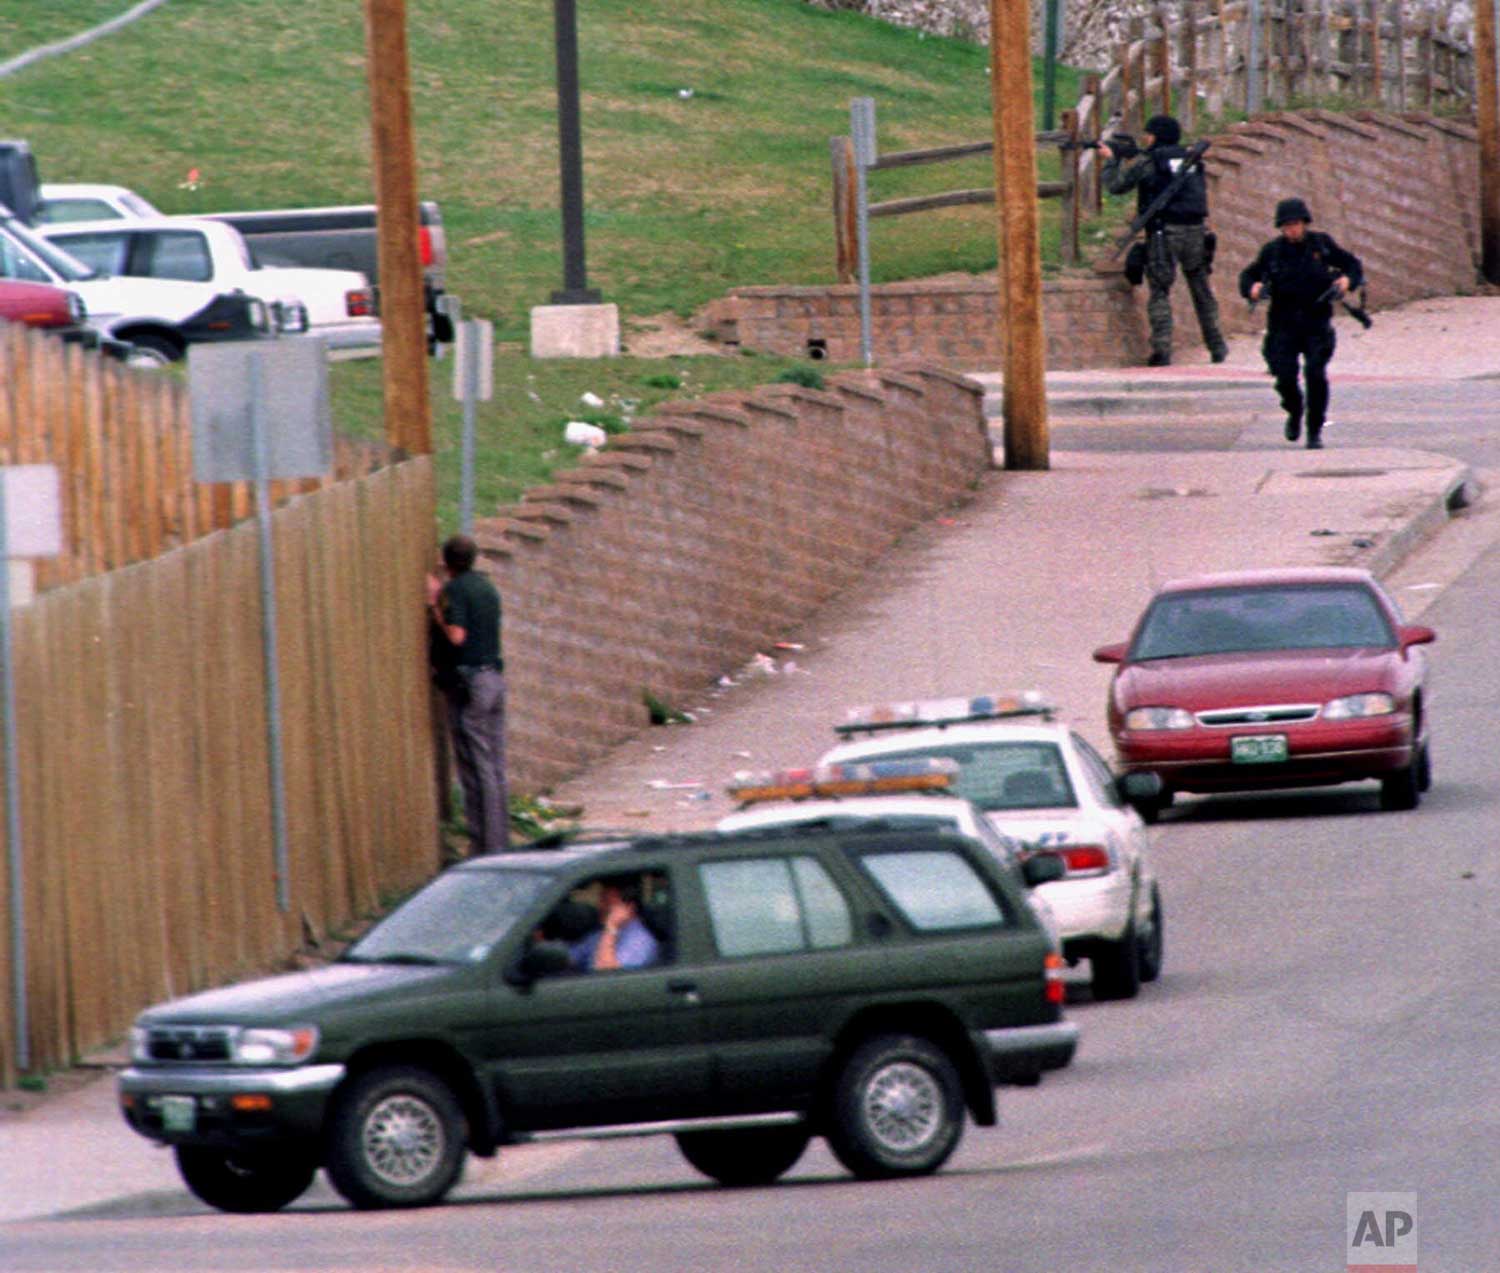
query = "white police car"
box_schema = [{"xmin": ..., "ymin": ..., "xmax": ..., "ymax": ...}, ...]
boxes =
[
  {"xmin": 717, "ymin": 758, "xmax": 1064, "ymax": 952},
  {"xmin": 818, "ymin": 693, "xmax": 1163, "ymax": 1001}
]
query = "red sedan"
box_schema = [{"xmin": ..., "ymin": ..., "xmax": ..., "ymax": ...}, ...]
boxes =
[{"xmin": 1093, "ymin": 567, "xmax": 1435, "ymax": 817}]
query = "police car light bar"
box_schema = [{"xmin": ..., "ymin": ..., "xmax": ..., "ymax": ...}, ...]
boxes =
[
  {"xmin": 834, "ymin": 690, "xmax": 1055, "ymax": 736},
  {"xmin": 728, "ymin": 758, "xmax": 959, "ymax": 805}
]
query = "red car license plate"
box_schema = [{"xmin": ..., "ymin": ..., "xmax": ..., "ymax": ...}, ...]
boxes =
[{"xmin": 1231, "ymin": 734, "xmax": 1288, "ymax": 764}]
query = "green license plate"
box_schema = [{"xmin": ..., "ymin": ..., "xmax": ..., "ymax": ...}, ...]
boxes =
[
  {"xmin": 159, "ymin": 1094, "xmax": 197, "ymax": 1134},
  {"xmin": 1231, "ymin": 734, "xmax": 1289, "ymax": 764}
]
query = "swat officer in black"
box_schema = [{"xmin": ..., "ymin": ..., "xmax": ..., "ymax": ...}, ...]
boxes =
[
  {"xmin": 1238, "ymin": 197, "xmax": 1363, "ymax": 450},
  {"xmin": 1101, "ymin": 113, "xmax": 1227, "ymax": 367}
]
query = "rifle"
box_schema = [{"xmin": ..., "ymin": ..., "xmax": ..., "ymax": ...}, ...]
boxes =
[
  {"xmin": 1059, "ymin": 133, "xmax": 1138, "ymax": 160},
  {"xmin": 1248, "ymin": 280, "xmax": 1373, "ymax": 329},
  {"xmin": 1111, "ymin": 139, "xmax": 1211, "ymax": 256}
]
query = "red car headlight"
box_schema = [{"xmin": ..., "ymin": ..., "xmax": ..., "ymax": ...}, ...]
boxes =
[
  {"xmin": 1322, "ymin": 692, "xmax": 1397, "ymax": 719},
  {"xmin": 1123, "ymin": 706, "xmax": 1194, "ymax": 730}
]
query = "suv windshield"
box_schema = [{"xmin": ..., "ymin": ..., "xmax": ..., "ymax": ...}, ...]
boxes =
[
  {"xmin": 1130, "ymin": 583, "xmax": 1395, "ymax": 660},
  {"xmin": 843, "ymin": 742, "xmax": 1076, "ymax": 811},
  {"xmin": 343, "ymin": 868, "xmax": 551, "ymax": 965}
]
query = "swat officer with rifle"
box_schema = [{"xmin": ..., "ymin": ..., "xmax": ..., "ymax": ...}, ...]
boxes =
[
  {"xmin": 1238, "ymin": 197, "xmax": 1365, "ymax": 450},
  {"xmin": 1099, "ymin": 114, "xmax": 1229, "ymax": 367}
]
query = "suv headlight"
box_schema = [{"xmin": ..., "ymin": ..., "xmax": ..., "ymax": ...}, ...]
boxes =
[
  {"xmin": 232, "ymin": 1026, "xmax": 320, "ymax": 1065},
  {"xmin": 1322, "ymin": 692, "xmax": 1396, "ymax": 720},
  {"xmin": 1123, "ymin": 706, "xmax": 1194, "ymax": 730}
]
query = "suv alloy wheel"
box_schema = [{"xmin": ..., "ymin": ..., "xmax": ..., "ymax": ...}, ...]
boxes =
[
  {"xmin": 325, "ymin": 1066, "xmax": 467, "ymax": 1209},
  {"xmin": 825, "ymin": 1034, "xmax": 965, "ymax": 1179}
]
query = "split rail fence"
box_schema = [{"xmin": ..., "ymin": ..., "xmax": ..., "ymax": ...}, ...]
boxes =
[{"xmin": 829, "ymin": 0, "xmax": 1474, "ymax": 271}]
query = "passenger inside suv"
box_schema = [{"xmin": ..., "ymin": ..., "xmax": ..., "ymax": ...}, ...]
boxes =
[{"xmin": 563, "ymin": 873, "xmax": 668, "ymax": 972}]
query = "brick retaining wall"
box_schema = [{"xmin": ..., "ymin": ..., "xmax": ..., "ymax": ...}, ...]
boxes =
[
  {"xmin": 714, "ymin": 110, "xmax": 1479, "ymax": 367},
  {"xmin": 474, "ymin": 365, "xmax": 990, "ymax": 793}
]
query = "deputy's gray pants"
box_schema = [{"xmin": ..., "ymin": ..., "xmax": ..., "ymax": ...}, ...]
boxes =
[{"xmin": 1146, "ymin": 223, "xmax": 1225, "ymax": 360}]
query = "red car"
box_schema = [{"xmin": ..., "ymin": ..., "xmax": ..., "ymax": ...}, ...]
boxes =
[
  {"xmin": 0, "ymin": 277, "xmax": 125, "ymax": 356},
  {"xmin": 1093, "ymin": 567, "xmax": 1435, "ymax": 817}
]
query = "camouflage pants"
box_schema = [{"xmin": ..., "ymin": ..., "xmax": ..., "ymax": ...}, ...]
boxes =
[{"xmin": 1145, "ymin": 224, "xmax": 1226, "ymax": 359}]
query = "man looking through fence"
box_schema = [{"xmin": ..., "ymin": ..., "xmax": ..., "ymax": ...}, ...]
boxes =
[
  {"xmin": 427, "ymin": 534, "xmax": 510, "ymax": 854},
  {"xmin": 1101, "ymin": 114, "xmax": 1228, "ymax": 367}
]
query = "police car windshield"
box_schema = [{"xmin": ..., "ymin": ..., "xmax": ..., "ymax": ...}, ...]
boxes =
[{"xmin": 848, "ymin": 743, "xmax": 1076, "ymax": 811}]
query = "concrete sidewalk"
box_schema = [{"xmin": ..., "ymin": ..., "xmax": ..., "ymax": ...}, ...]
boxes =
[{"xmin": 3, "ymin": 299, "xmax": 1495, "ymax": 1226}]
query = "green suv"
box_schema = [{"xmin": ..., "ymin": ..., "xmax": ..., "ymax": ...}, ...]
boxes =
[{"xmin": 119, "ymin": 825, "xmax": 1078, "ymax": 1213}]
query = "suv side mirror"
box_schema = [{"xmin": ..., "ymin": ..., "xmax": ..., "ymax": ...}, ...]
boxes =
[
  {"xmin": 1117, "ymin": 771, "xmax": 1163, "ymax": 804},
  {"xmin": 508, "ymin": 941, "xmax": 573, "ymax": 986},
  {"xmin": 1021, "ymin": 853, "xmax": 1066, "ymax": 887}
]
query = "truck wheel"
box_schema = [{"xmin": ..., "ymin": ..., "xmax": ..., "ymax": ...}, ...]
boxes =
[
  {"xmin": 324, "ymin": 1066, "xmax": 466, "ymax": 1209},
  {"xmin": 675, "ymin": 1125, "xmax": 810, "ymax": 1186},
  {"xmin": 1137, "ymin": 885, "xmax": 1164, "ymax": 983},
  {"xmin": 1091, "ymin": 920, "xmax": 1142, "ymax": 1000},
  {"xmin": 174, "ymin": 1146, "xmax": 316, "ymax": 1213},
  {"xmin": 825, "ymin": 1034, "xmax": 964, "ymax": 1180}
]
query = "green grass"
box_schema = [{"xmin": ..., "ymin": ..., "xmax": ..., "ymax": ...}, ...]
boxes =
[
  {"xmin": 0, "ymin": 0, "xmax": 1081, "ymax": 338},
  {"xmin": 2, "ymin": 0, "xmax": 1083, "ymax": 529}
]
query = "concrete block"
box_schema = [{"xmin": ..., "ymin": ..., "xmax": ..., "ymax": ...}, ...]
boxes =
[{"xmin": 529, "ymin": 302, "xmax": 621, "ymax": 359}]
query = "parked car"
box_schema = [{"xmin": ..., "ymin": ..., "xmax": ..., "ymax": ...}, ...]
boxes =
[
  {"xmin": 1093, "ymin": 565, "xmax": 1436, "ymax": 814},
  {"xmin": 0, "ymin": 276, "xmax": 128, "ymax": 357},
  {"xmin": 717, "ymin": 757, "xmax": 1064, "ymax": 949},
  {"xmin": 819, "ymin": 692, "xmax": 1163, "ymax": 1002},
  {"xmin": 36, "ymin": 181, "xmax": 162, "ymax": 223},
  {"xmin": 39, "ymin": 216, "xmax": 379, "ymax": 352},
  {"xmin": 119, "ymin": 823, "xmax": 1077, "ymax": 1212},
  {"xmin": 0, "ymin": 203, "xmax": 274, "ymax": 364}
]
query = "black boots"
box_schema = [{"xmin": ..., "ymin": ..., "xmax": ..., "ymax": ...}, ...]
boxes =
[
  {"xmin": 1284, "ymin": 411, "xmax": 1302, "ymax": 442},
  {"xmin": 1147, "ymin": 350, "xmax": 1171, "ymax": 367}
]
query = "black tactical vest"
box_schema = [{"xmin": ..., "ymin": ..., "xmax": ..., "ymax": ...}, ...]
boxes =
[{"xmin": 1138, "ymin": 145, "xmax": 1208, "ymax": 224}]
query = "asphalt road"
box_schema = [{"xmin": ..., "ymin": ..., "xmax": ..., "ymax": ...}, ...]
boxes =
[{"xmin": 5, "ymin": 509, "xmax": 1498, "ymax": 1273}]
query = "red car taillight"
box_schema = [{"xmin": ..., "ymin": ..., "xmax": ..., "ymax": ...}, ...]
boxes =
[
  {"xmin": 417, "ymin": 225, "xmax": 434, "ymax": 268},
  {"xmin": 345, "ymin": 288, "xmax": 375, "ymax": 318},
  {"xmin": 1044, "ymin": 951, "xmax": 1066, "ymax": 1005},
  {"xmin": 1057, "ymin": 845, "xmax": 1111, "ymax": 875}
]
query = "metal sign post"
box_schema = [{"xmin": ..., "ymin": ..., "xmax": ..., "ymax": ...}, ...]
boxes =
[
  {"xmin": 0, "ymin": 465, "xmax": 63, "ymax": 1073},
  {"xmin": 851, "ymin": 97, "xmax": 877, "ymax": 368},
  {"xmin": 451, "ymin": 314, "xmax": 494, "ymax": 535},
  {"xmin": 191, "ymin": 341, "xmax": 331, "ymax": 914}
]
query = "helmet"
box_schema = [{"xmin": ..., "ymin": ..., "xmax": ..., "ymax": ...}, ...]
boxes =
[
  {"xmin": 1274, "ymin": 197, "xmax": 1313, "ymax": 226},
  {"xmin": 1144, "ymin": 114, "xmax": 1181, "ymax": 146}
]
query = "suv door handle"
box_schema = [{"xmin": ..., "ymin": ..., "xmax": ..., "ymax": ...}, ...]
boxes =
[{"xmin": 667, "ymin": 980, "xmax": 701, "ymax": 1004}]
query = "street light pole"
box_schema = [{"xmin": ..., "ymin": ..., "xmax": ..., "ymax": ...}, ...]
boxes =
[{"xmin": 552, "ymin": 0, "xmax": 601, "ymax": 304}]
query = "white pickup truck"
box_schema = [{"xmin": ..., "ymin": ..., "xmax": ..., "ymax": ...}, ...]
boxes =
[{"xmin": 38, "ymin": 214, "xmax": 381, "ymax": 353}]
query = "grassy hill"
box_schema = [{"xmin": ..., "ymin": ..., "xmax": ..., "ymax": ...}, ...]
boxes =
[
  {"xmin": 1, "ymin": 0, "xmax": 1082, "ymax": 524},
  {"xmin": 2, "ymin": 0, "xmax": 1081, "ymax": 339}
]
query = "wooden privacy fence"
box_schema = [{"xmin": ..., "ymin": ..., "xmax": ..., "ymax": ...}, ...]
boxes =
[
  {"xmin": 0, "ymin": 458, "xmax": 441, "ymax": 1083},
  {"xmin": 0, "ymin": 322, "xmax": 393, "ymax": 594},
  {"xmin": 829, "ymin": 0, "xmax": 1474, "ymax": 272}
]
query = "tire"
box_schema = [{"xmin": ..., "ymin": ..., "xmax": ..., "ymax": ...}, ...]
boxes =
[
  {"xmin": 824, "ymin": 1034, "xmax": 965, "ymax": 1180},
  {"xmin": 1379, "ymin": 755, "xmax": 1421, "ymax": 812},
  {"xmin": 174, "ymin": 1145, "xmax": 316, "ymax": 1214},
  {"xmin": 119, "ymin": 331, "xmax": 182, "ymax": 367},
  {"xmin": 1137, "ymin": 884, "xmax": 1164, "ymax": 984},
  {"xmin": 1134, "ymin": 790, "xmax": 1172, "ymax": 825},
  {"xmin": 324, "ymin": 1066, "xmax": 467, "ymax": 1210},
  {"xmin": 1091, "ymin": 919, "xmax": 1142, "ymax": 1001},
  {"xmin": 675, "ymin": 1125, "xmax": 811, "ymax": 1187},
  {"xmin": 1416, "ymin": 743, "xmax": 1432, "ymax": 794}
]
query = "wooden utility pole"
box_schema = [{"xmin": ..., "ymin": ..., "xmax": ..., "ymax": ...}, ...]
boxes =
[
  {"xmin": 363, "ymin": 0, "xmax": 431, "ymax": 455},
  {"xmin": 990, "ymin": 0, "xmax": 1049, "ymax": 469},
  {"xmin": 1478, "ymin": 0, "xmax": 1500, "ymax": 283}
]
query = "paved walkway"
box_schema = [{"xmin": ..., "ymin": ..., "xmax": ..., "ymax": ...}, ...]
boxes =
[{"xmin": 3, "ymin": 296, "xmax": 1497, "ymax": 1226}]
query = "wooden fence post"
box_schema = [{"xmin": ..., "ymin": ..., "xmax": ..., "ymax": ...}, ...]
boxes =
[
  {"xmin": 1181, "ymin": 0, "xmax": 1200, "ymax": 132},
  {"xmin": 1154, "ymin": 4, "xmax": 1173, "ymax": 115},
  {"xmin": 1369, "ymin": 0, "xmax": 1382, "ymax": 107},
  {"xmin": 830, "ymin": 135, "xmax": 857, "ymax": 284},
  {"xmin": 1209, "ymin": 0, "xmax": 1227, "ymax": 116},
  {"xmin": 1083, "ymin": 72, "xmax": 1103, "ymax": 213},
  {"xmin": 1119, "ymin": 27, "xmax": 1138, "ymax": 131},
  {"xmin": 1060, "ymin": 107, "xmax": 1080, "ymax": 265},
  {"xmin": 1392, "ymin": 0, "xmax": 1405, "ymax": 109}
]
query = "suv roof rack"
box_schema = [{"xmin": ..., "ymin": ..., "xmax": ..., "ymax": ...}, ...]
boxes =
[{"xmin": 834, "ymin": 690, "xmax": 1055, "ymax": 736}]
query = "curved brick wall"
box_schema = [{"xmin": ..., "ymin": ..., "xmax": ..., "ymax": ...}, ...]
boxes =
[
  {"xmin": 716, "ymin": 110, "xmax": 1479, "ymax": 367},
  {"xmin": 474, "ymin": 365, "xmax": 990, "ymax": 793}
]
